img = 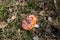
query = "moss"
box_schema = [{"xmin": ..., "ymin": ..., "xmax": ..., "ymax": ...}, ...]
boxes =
[{"xmin": 27, "ymin": 2, "xmax": 36, "ymax": 9}]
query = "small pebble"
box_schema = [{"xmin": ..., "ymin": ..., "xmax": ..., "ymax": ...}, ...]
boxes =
[
  {"xmin": 16, "ymin": 2, "xmax": 19, "ymax": 5},
  {"xmin": 54, "ymin": 0, "xmax": 56, "ymax": 3},
  {"xmin": 48, "ymin": 17, "xmax": 52, "ymax": 22},
  {"xmin": 9, "ymin": 8, "xmax": 12, "ymax": 12},
  {"xmin": 34, "ymin": 24, "xmax": 40, "ymax": 28},
  {"xmin": 39, "ymin": 10, "xmax": 45, "ymax": 16}
]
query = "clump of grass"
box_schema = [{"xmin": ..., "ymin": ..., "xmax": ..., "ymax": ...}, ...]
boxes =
[
  {"xmin": 21, "ymin": 9, "xmax": 31, "ymax": 14},
  {"xmin": 27, "ymin": 2, "xmax": 36, "ymax": 9},
  {"xmin": 0, "ymin": 4, "xmax": 9, "ymax": 21},
  {"xmin": 21, "ymin": 30, "xmax": 33, "ymax": 40}
]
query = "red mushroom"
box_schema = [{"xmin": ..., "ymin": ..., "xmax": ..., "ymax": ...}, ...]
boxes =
[{"xmin": 22, "ymin": 15, "xmax": 37, "ymax": 30}]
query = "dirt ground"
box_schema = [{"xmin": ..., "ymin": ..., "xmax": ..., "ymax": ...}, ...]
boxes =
[{"xmin": 0, "ymin": 0, "xmax": 60, "ymax": 40}]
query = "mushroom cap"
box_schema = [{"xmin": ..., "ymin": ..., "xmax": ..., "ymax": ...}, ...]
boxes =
[{"xmin": 22, "ymin": 15, "xmax": 37, "ymax": 30}]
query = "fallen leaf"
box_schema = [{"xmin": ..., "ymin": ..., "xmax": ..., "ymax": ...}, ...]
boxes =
[
  {"xmin": 39, "ymin": 10, "xmax": 45, "ymax": 16},
  {"xmin": 33, "ymin": 35, "xmax": 39, "ymax": 40},
  {"xmin": 0, "ymin": 21, "xmax": 8, "ymax": 28},
  {"xmin": 11, "ymin": 15, "xmax": 17, "ymax": 20}
]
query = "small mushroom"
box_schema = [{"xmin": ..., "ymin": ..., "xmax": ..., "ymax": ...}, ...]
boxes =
[{"xmin": 22, "ymin": 15, "xmax": 37, "ymax": 30}]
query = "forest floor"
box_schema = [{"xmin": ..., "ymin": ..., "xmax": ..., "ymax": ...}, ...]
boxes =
[{"xmin": 0, "ymin": 0, "xmax": 60, "ymax": 40}]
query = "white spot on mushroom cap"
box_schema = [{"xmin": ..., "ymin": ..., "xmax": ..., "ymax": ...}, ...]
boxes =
[{"xmin": 9, "ymin": 8, "xmax": 12, "ymax": 12}]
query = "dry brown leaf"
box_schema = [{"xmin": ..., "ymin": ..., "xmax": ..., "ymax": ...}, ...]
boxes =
[{"xmin": 0, "ymin": 21, "xmax": 8, "ymax": 28}]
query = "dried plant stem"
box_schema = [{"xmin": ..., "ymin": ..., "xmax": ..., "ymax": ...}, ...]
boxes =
[{"xmin": 54, "ymin": 0, "xmax": 58, "ymax": 10}]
